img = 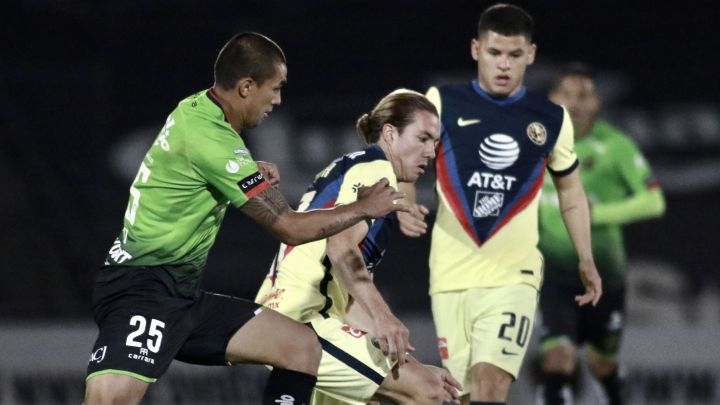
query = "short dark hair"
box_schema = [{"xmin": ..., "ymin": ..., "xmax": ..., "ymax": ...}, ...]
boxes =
[
  {"xmin": 213, "ymin": 32, "xmax": 287, "ymax": 90},
  {"xmin": 550, "ymin": 62, "xmax": 596, "ymax": 92},
  {"xmin": 477, "ymin": 3, "xmax": 534, "ymax": 41},
  {"xmin": 356, "ymin": 89, "xmax": 438, "ymax": 144}
]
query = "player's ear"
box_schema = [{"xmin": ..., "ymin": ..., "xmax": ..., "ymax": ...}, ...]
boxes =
[
  {"xmin": 382, "ymin": 123, "xmax": 395, "ymax": 143},
  {"xmin": 527, "ymin": 43, "xmax": 537, "ymax": 65},
  {"xmin": 471, "ymin": 38, "xmax": 480, "ymax": 61},
  {"xmin": 237, "ymin": 77, "xmax": 255, "ymax": 98}
]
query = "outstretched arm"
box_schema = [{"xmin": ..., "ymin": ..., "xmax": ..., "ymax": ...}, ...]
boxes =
[
  {"xmin": 552, "ymin": 168, "xmax": 603, "ymax": 306},
  {"xmin": 240, "ymin": 178, "xmax": 408, "ymax": 246},
  {"xmin": 326, "ymin": 222, "xmax": 414, "ymax": 365},
  {"xmin": 592, "ymin": 187, "xmax": 665, "ymax": 226}
]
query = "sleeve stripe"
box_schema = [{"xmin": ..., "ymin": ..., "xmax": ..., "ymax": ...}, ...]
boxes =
[{"xmin": 548, "ymin": 158, "xmax": 579, "ymax": 177}]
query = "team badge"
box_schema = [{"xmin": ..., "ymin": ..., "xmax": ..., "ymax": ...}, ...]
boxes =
[{"xmin": 526, "ymin": 122, "xmax": 547, "ymax": 145}]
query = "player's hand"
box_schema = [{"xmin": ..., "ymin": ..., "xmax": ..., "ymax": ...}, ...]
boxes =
[
  {"xmin": 575, "ymin": 259, "xmax": 602, "ymax": 306},
  {"xmin": 424, "ymin": 365, "xmax": 463, "ymax": 403},
  {"xmin": 397, "ymin": 203, "xmax": 429, "ymax": 237},
  {"xmin": 257, "ymin": 161, "xmax": 280, "ymax": 186},
  {"xmin": 370, "ymin": 312, "xmax": 414, "ymax": 366},
  {"xmin": 356, "ymin": 178, "xmax": 409, "ymax": 218}
]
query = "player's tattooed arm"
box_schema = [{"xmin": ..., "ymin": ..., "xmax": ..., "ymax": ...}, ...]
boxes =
[
  {"xmin": 239, "ymin": 186, "xmax": 289, "ymax": 229},
  {"xmin": 241, "ymin": 178, "xmax": 409, "ymax": 246}
]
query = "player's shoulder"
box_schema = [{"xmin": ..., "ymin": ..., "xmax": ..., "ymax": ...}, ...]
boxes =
[
  {"xmin": 175, "ymin": 90, "xmax": 226, "ymax": 125},
  {"xmin": 593, "ymin": 120, "xmax": 639, "ymax": 148},
  {"xmin": 523, "ymin": 89, "xmax": 565, "ymax": 118},
  {"xmin": 433, "ymin": 81, "xmax": 474, "ymax": 99}
]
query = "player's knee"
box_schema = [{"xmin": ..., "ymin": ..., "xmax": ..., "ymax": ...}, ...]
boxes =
[
  {"xmin": 542, "ymin": 344, "xmax": 577, "ymax": 374},
  {"xmin": 279, "ymin": 325, "xmax": 322, "ymax": 374},
  {"xmin": 84, "ymin": 374, "xmax": 146, "ymax": 405},
  {"xmin": 586, "ymin": 353, "xmax": 617, "ymax": 378}
]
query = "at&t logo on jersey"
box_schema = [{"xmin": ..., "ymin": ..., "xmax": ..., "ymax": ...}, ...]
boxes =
[
  {"xmin": 467, "ymin": 134, "xmax": 521, "ymax": 217},
  {"xmin": 479, "ymin": 134, "xmax": 519, "ymax": 169}
]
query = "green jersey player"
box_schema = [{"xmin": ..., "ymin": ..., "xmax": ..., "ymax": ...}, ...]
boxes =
[
  {"xmin": 537, "ymin": 63, "xmax": 666, "ymax": 405},
  {"xmin": 84, "ymin": 32, "xmax": 408, "ymax": 405}
]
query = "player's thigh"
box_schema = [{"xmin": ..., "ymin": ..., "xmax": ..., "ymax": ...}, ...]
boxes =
[
  {"xmin": 84, "ymin": 373, "xmax": 148, "ymax": 405},
  {"xmin": 469, "ymin": 284, "xmax": 538, "ymax": 380},
  {"xmin": 538, "ymin": 278, "xmax": 581, "ymax": 348},
  {"xmin": 225, "ymin": 306, "xmax": 321, "ymax": 371},
  {"xmin": 431, "ymin": 290, "xmax": 471, "ymax": 395},
  {"xmin": 583, "ymin": 287, "xmax": 625, "ymax": 369},
  {"xmin": 311, "ymin": 317, "xmax": 393, "ymax": 403},
  {"xmin": 87, "ymin": 269, "xmax": 195, "ymax": 383}
]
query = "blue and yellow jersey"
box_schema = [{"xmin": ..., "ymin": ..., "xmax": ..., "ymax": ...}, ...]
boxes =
[
  {"xmin": 255, "ymin": 145, "xmax": 397, "ymax": 322},
  {"xmin": 427, "ymin": 81, "xmax": 577, "ymax": 293}
]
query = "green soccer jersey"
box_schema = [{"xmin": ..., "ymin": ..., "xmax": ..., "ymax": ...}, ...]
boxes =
[
  {"xmin": 538, "ymin": 120, "xmax": 658, "ymax": 290},
  {"xmin": 104, "ymin": 89, "xmax": 270, "ymax": 284}
]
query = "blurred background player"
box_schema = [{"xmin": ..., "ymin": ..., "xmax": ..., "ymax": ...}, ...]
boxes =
[
  {"xmin": 399, "ymin": 4, "xmax": 602, "ymax": 404},
  {"xmin": 256, "ymin": 89, "xmax": 462, "ymax": 404},
  {"xmin": 83, "ymin": 32, "xmax": 407, "ymax": 405},
  {"xmin": 536, "ymin": 63, "xmax": 666, "ymax": 405}
]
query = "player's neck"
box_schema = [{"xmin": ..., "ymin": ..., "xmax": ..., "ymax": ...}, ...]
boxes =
[{"xmin": 210, "ymin": 86, "xmax": 245, "ymax": 133}]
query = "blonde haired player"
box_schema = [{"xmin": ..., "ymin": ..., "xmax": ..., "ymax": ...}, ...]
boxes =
[{"xmin": 256, "ymin": 89, "xmax": 462, "ymax": 404}]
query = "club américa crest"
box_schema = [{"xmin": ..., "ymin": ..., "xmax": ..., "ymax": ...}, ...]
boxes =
[{"xmin": 527, "ymin": 122, "xmax": 547, "ymax": 145}]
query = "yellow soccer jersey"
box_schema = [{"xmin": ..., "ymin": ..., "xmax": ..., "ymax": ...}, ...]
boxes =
[
  {"xmin": 256, "ymin": 145, "xmax": 398, "ymax": 322},
  {"xmin": 427, "ymin": 83, "xmax": 577, "ymax": 294}
]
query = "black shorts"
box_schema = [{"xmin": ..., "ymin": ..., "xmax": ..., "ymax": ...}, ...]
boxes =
[
  {"xmin": 86, "ymin": 266, "xmax": 261, "ymax": 382},
  {"xmin": 538, "ymin": 276, "xmax": 625, "ymax": 357}
]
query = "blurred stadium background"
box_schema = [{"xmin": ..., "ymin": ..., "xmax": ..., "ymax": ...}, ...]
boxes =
[{"xmin": 1, "ymin": 1, "xmax": 718, "ymax": 403}]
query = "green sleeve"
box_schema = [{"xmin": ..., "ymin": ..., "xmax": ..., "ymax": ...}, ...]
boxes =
[
  {"xmin": 591, "ymin": 188, "xmax": 665, "ymax": 225},
  {"xmin": 591, "ymin": 132, "xmax": 666, "ymax": 225}
]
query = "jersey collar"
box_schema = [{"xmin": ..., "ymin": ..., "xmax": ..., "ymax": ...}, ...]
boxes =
[{"xmin": 471, "ymin": 80, "xmax": 526, "ymax": 106}]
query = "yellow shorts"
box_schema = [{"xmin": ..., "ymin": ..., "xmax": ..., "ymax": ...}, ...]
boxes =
[
  {"xmin": 431, "ymin": 284, "xmax": 538, "ymax": 394},
  {"xmin": 309, "ymin": 317, "xmax": 394, "ymax": 404}
]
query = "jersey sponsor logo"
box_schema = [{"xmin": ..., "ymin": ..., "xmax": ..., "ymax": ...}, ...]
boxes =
[
  {"xmin": 351, "ymin": 182, "xmax": 364, "ymax": 193},
  {"xmin": 154, "ymin": 115, "xmax": 175, "ymax": 151},
  {"xmin": 479, "ymin": 134, "xmax": 520, "ymax": 169},
  {"xmin": 128, "ymin": 348, "xmax": 156, "ymax": 364},
  {"xmin": 457, "ymin": 117, "xmax": 482, "ymax": 127},
  {"xmin": 108, "ymin": 239, "xmax": 133, "ymax": 264},
  {"xmin": 437, "ymin": 337, "xmax": 449, "ymax": 360},
  {"xmin": 467, "ymin": 172, "xmax": 517, "ymax": 191},
  {"xmin": 226, "ymin": 160, "xmax": 240, "ymax": 173},
  {"xmin": 258, "ymin": 288, "xmax": 284, "ymax": 310},
  {"xmin": 233, "ymin": 147, "xmax": 250, "ymax": 155},
  {"xmin": 341, "ymin": 324, "xmax": 367, "ymax": 338},
  {"xmin": 274, "ymin": 395, "xmax": 296, "ymax": 404},
  {"xmin": 238, "ymin": 171, "xmax": 265, "ymax": 192},
  {"xmin": 473, "ymin": 191, "xmax": 504, "ymax": 218},
  {"xmin": 346, "ymin": 150, "xmax": 367, "ymax": 160},
  {"xmin": 526, "ymin": 122, "xmax": 547, "ymax": 145},
  {"xmin": 89, "ymin": 346, "xmax": 107, "ymax": 364},
  {"xmin": 608, "ymin": 310, "xmax": 623, "ymax": 331}
]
